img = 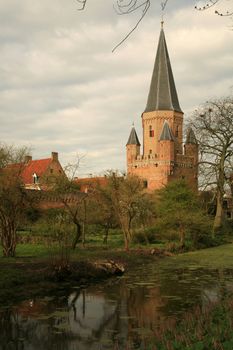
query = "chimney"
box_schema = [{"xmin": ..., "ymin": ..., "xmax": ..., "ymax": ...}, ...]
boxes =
[
  {"xmin": 51, "ymin": 152, "xmax": 58, "ymax": 161},
  {"xmin": 24, "ymin": 155, "xmax": 32, "ymax": 163}
]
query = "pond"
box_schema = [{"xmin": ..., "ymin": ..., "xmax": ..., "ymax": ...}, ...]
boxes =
[{"xmin": 1, "ymin": 257, "xmax": 233, "ymax": 350}]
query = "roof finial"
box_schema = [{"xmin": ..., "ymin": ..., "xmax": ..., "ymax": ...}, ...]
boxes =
[
  {"xmin": 161, "ymin": 14, "xmax": 164, "ymax": 29},
  {"xmin": 161, "ymin": 1, "xmax": 168, "ymax": 28},
  {"xmin": 132, "ymin": 122, "xmax": 134, "ymax": 127}
]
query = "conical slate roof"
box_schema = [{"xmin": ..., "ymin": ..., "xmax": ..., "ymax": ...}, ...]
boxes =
[
  {"xmin": 145, "ymin": 27, "xmax": 182, "ymax": 113},
  {"xmin": 126, "ymin": 126, "xmax": 141, "ymax": 146},
  {"xmin": 159, "ymin": 121, "xmax": 175, "ymax": 141},
  {"xmin": 186, "ymin": 128, "xmax": 198, "ymax": 144}
]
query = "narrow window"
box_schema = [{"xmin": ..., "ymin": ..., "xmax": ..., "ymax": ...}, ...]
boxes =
[
  {"xmin": 143, "ymin": 180, "xmax": 148, "ymax": 188},
  {"xmin": 175, "ymin": 125, "xmax": 179, "ymax": 137},
  {"xmin": 149, "ymin": 125, "xmax": 154, "ymax": 137}
]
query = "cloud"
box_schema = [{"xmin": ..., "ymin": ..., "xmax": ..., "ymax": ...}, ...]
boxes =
[{"xmin": 0, "ymin": 1, "xmax": 232, "ymax": 176}]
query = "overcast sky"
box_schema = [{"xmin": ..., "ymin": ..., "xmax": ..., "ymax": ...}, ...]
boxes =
[{"xmin": 0, "ymin": 0, "xmax": 232, "ymax": 177}]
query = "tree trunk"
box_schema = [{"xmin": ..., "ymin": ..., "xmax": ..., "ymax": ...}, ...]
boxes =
[
  {"xmin": 124, "ymin": 237, "xmax": 129, "ymax": 251},
  {"xmin": 213, "ymin": 157, "xmax": 225, "ymax": 234},
  {"xmin": 179, "ymin": 225, "xmax": 185, "ymax": 249},
  {"xmin": 103, "ymin": 226, "xmax": 109, "ymax": 244},
  {"xmin": 82, "ymin": 221, "xmax": 85, "ymax": 248},
  {"xmin": 213, "ymin": 190, "xmax": 223, "ymax": 234},
  {"xmin": 72, "ymin": 222, "xmax": 82, "ymax": 250},
  {"xmin": 124, "ymin": 230, "xmax": 130, "ymax": 251},
  {"xmin": 1, "ymin": 226, "xmax": 17, "ymax": 257}
]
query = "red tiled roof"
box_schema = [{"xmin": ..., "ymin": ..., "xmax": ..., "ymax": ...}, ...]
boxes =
[
  {"xmin": 22, "ymin": 159, "xmax": 51, "ymax": 184},
  {"xmin": 75, "ymin": 176, "xmax": 108, "ymax": 192}
]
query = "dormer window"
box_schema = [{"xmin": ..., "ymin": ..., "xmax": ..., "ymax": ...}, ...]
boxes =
[
  {"xmin": 149, "ymin": 126, "xmax": 154, "ymax": 137},
  {"xmin": 33, "ymin": 173, "xmax": 39, "ymax": 184}
]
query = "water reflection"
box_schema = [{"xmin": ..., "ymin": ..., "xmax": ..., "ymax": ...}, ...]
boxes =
[{"xmin": 0, "ymin": 267, "xmax": 233, "ymax": 350}]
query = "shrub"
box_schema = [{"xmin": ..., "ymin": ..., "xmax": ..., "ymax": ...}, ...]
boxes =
[
  {"xmin": 25, "ymin": 208, "xmax": 42, "ymax": 223},
  {"xmin": 133, "ymin": 227, "xmax": 160, "ymax": 244},
  {"xmin": 156, "ymin": 180, "xmax": 213, "ymax": 248},
  {"xmin": 218, "ymin": 219, "xmax": 233, "ymax": 236}
]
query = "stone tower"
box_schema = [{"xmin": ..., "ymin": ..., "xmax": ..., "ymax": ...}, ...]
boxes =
[{"xmin": 126, "ymin": 24, "xmax": 198, "ymax": 191}]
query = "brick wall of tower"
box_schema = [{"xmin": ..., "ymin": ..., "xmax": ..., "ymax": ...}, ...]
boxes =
[
  {"xmin": 127, "ymin": 150, "xmax": 198, "ymax": 192},
  {"xmin": 142, "ymin": 110, "xmax": 183, "ymax": 157},
  {"xmin": 127, "ymin": 144, "xmax": 140, "ymax": 165}
]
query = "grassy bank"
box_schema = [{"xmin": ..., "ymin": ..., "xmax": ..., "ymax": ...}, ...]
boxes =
[
  {"xmin": 163, "ymin": 243, "xmax": 233, "ymax": 270},
  {"xmin": 1, "ymin": 242, "xmax": 233, "ymax": 304},
  {"xmin": 0, "ymin": 242, "xmax": 160, "ymax": 304}
]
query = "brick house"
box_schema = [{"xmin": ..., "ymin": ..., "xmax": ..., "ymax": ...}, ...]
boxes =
[
  {"xmin": 126, "ymin": 24, "xmax": 198, "ymax": 191},
  {"xmin": 21, "ymin": 152, "xmax": 65, "ymax": 190}
]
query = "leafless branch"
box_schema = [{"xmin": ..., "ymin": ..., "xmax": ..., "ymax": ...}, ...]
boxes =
[
  {"xmin": 76, "ymin": 0, "xmax": 88, "ymax": 11},
  {"xmin": 195, "ymin": 0, "xmax": 233, "ymax": 17},
  {"xmin": 161, "ymin": 0, "xmax": 169, "ymax": 11},
  {"xmin": 112, "ymin": 0, "xmax": 150, "ymax": 52}
]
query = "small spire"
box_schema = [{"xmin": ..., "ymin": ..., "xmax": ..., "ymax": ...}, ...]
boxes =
[
  {"xmin": 126, "ymin": 126, "xmax": 141, "ymax": 146},
  {"xmin": 159, "ymin": 121, "xmax": 175, "ymax": 141},
  {"xmin": 186, "ymin": 128, "xmax": 198, "ymax": 145}
]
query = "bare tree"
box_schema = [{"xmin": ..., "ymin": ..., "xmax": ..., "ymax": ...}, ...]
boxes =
[
  {"xmin": 189, "ymin": 96, "xmax": 233, "ymax": 232},
  {"xmin": 87, "ymin": 182, "xmax": 118, "ymax": 244},
  {"xmin": 106, "ymin": 172, "xmax": 149, "ymax": 251},
  {"xmin": 0, "ymin": 145, "xmax": 32, "ymax": 257},
  {"xmin": 50, "ymin": 158, "xmax": 87, "ymax": 250}
]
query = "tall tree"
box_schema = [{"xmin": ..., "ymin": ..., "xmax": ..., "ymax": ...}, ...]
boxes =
[
  {"xmin": 190, "ymin": 96, "xmax": 233, "ymax": 232},
  {"xmin": 88, "ymin": 183, "xmax": 118, "ymax": 244},
  {"xmin": 0, "ymin": 145, "xmax": 32, "ymax": 257},
  {"xmin": 107, "ymin": 172, "xmax": 149, "ymax": 251},
  {"xmin": 50, "ymin": 171, "xmax": 86, "ymax": 250},
  {"xmin": 157, "ymin": 180, "xmax": 211, "ymax": 247}
]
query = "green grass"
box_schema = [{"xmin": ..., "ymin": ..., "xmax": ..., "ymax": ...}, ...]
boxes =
[
  {"xmin": 166, "ymin": 243, "xmax": 233, "ymax": 270},
  {"xmin": 0, "ymin": 244, "xmax": 50, "ymax": 263}
]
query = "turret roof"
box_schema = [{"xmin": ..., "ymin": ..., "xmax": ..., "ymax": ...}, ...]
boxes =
[
  {"xmin": 145, "ymin": 27, "xmax": 182, "ymax": 113},
  {"xmin": 186, "ymin": 128, "xmax": 198, "ymax": 144},
  {"xmin": 126, "ymin": 126, "xmax": 141, "ymax": 146},
  {"xmin": 159, "ymin": 121, "xmax": 175, "ymax": 141}
]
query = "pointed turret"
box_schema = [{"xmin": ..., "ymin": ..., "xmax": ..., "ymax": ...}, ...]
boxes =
[
  {"xmin": 126, "ymin": 126, "xmax": 141, "ymax": 170},
  {"xmin": 159, "ymin": 121, "xmax": 175, "ymax": 162},
  {"xmin": 145, "ymin": 26, "xmax": 182, "ymax": 113},
  {"xmin": 186, "ymin": 128, "xmax": 198, "ymax": 145},
  {"xmin": 159, "ymin": 121, "xmax": 175, "ymax": 141},
  {"xmin": 126, "ymin": 126, "xmax": 141, "ymax": 146},
  {"xmin": 184, "ymin": 128, "xmax": 198, "ymax": 174}
]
